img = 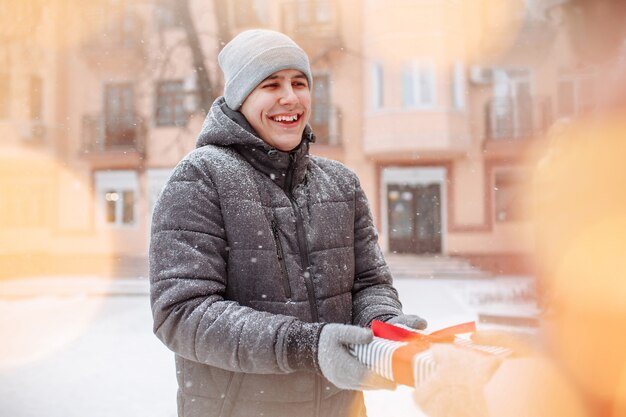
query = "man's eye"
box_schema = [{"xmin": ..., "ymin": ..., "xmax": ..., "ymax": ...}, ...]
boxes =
[{"xmin": 263, "ymin": 83, "xmax": 278, "ymax": 88}]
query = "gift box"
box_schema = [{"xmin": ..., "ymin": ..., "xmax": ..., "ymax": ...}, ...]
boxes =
[{"xmin": 349, "ymin": 320, "xmax": 512, "ymax": 387}]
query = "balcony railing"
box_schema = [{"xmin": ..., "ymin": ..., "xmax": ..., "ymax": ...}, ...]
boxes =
[
  {"xmin": 485, "ymin": 96, "xmax": 552, "ymax": 141},
  {"xmin": 280, "ymin": 1, "xmax": 341, "ymax": 52},
  {"xmin": 81, "ymin": 114, "xmax": 145, "ymax": 155},
  {"xmin": 310, "ymin": 105, "xmax": 342, "ymax": 146}
]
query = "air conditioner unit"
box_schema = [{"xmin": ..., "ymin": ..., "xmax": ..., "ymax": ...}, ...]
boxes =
[
  {"xmin": 20, "ymin": 121, "xmax": 47, "ymax": 142},
  {"xmin": 469, "ymin": 66, "xmax": 494, "ymax": 85}
]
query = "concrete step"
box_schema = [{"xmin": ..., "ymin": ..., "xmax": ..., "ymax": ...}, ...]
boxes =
[{"xmin": 385, "ymin": 254, "xmax": 490, "ymax": 279}]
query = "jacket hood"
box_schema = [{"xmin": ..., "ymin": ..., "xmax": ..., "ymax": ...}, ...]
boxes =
[
  {"xmin": 196, "ymin": 96, "xmax": 315, "ymax": 150},
  {"xmin": 196, "ymin": 97, "xmax": 314, "ymax": 192}
]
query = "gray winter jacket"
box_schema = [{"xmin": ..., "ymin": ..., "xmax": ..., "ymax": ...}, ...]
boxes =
[{"xmin": 150, "ymin": 97, "xmax": 403, "ymax": 417}]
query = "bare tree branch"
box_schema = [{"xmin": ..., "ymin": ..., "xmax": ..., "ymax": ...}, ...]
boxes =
[{"xmin": 174, "ymin": 0, "xmax": 215, "ymax": 114}]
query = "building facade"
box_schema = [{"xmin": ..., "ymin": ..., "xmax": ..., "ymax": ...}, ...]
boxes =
[{"xmin": 0, "ymin": 0, "xmax": 593, "ymax": 278}]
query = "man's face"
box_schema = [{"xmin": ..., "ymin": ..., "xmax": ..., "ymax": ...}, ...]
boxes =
[{"xmin": 240, "ymin": 69, "xmax": 311, "ymax": 152}]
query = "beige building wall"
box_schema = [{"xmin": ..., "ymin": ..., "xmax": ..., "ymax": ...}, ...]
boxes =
[
  {"xmin": 0, "ymin": 2, "xmax": 119, "ymax": 278},
  {"xmin": 357, "ymin": 0, "xmax": 578, "ymax": 273},
  {"xmin": 2, "ymin": 0, "xmax": 586, "ymax": 277}
]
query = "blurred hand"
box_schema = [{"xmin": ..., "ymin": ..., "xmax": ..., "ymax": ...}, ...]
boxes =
[
  {"xmin": 414, "ymin": 344, "xmax": 502, "ymax": 417},
  {"xmin": 386, "ymin": 314, "xmax": 428, "ymax": 330},
  {"xmin": 318, "ymin": 324, "xmax": 397, "ymax": 391}
]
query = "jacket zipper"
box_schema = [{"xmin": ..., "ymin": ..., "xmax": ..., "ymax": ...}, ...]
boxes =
[
  {"xmin": 284, "ymin": 153, "xmax": 318, "ymax": 322},
  {"xmin": 285, "ymin": 153, "xmax": 322, "ymax": 417},
  {"xmin": 271, "ymin": 219, "xmax": 291, "ymax": 299}
]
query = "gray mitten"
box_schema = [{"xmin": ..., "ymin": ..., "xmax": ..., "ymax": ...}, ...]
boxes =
[
  {"xmin": 318, "ymin": 323, "xmax": 396, "ymax": 391},
  {"xmin": 387, "ymin": 314, "xmax": 428, "ymax": 330}
]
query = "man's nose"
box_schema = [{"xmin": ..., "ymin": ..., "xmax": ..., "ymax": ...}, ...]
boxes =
[{"xmin": 279, "ymin": 85, "xmax": 298, "ymax": 105}]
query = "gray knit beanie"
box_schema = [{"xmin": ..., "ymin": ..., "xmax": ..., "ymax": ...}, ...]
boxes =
[{"xmin": 218, "ymin": 29, "xmax": 313, "ymax": 111}]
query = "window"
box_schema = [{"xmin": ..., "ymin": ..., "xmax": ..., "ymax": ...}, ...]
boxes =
[
  {"xmin": 402, "ymin": 61, "xmax": 436, "ymax": 108},
  {"xmin": 313, "ymin": 0, "xmax": 332, "ymax": 23},
  {"xmin": 489, "ymin": 68, "xmax": 535, "ymax": 140},
  {"xmin": 100, "ymin": 0, "xmax": 140, "ymax": 47},
  {"xmin": 557, "ymin": 73, "xmax": 595, "ymax": 118},
  {"xmin": 155, "ymin": 80, "xmax": 187, "ymax": 126},
  {"xmin": 372, "ymin": 62, "xmax": 384, "ymax": 110},
  {"xmin": 451, "ymin": 62, "xmax": 465, "ymax": 110},
  {"xmin": 233, "ymin": 0, "xmax": 268, "ymax": 27},
  {"xmin": 295, "ymin": 0, "xmax": 332, "ymax": 25},
  {"xmin": 0, "ymin": 73, "xmax": 9, "ymax": 119},
  {"xmin": 401, "ymin": 67, "xmax": 415, "ymax": 108},
  {"xmin": 310, "ymin": 73, "xmax": 332, "ymax": 143},
  {"xmin": 494, "ymin": 170, "xmax": 528, "ymax": 222},
  {"xmin": 29, "ymin": 75, "xmax": 43, "ymax": 120},
  {"xmin": 95, "ymin": 170, "xmax": 138, "ymax": 227},
  {"xmin": 104, "ymin": 190, "xmax": 135, "ymax": 224},
  {"xmin": 388, "ymin": 190, "xmax": 414, "ymax": 239}
]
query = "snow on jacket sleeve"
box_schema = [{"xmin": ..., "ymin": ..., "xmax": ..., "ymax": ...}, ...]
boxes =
[
  {"xmin": 149, "ymin": 158, "xmax": 323, "ymax": 374},
  {"xmin": 350, "ymin": 178, "xmax": 404, "ymax": 327}
]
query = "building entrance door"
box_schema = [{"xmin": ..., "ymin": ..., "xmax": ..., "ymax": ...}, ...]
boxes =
[{"xmin": 387, "ymin": 183, "xmax": 442, "ymax": 254}]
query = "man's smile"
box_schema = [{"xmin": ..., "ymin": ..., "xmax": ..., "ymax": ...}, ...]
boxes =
[{"xmin": 269, "ymin": 113, "xmax": 302, "ymax": 124}]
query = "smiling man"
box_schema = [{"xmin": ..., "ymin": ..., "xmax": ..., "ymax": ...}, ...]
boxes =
[{"xmin": 149, "ymin": 29, "xmax": 427, "ymax": 417}]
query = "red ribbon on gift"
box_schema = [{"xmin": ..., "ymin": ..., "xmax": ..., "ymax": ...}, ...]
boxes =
[{"xmin": 371, "ymin": 320, "xmax": 477, "ymax": 386}]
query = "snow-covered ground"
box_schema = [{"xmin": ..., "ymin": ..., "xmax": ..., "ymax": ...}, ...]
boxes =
[{"xmin": 0, "ymin": 276, "xmax": 536, "ymax": 417}]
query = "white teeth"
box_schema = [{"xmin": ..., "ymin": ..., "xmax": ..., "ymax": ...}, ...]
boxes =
[{"xmin": 272, "ymin": 114, "xmax": 298, "ymax": 122}]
